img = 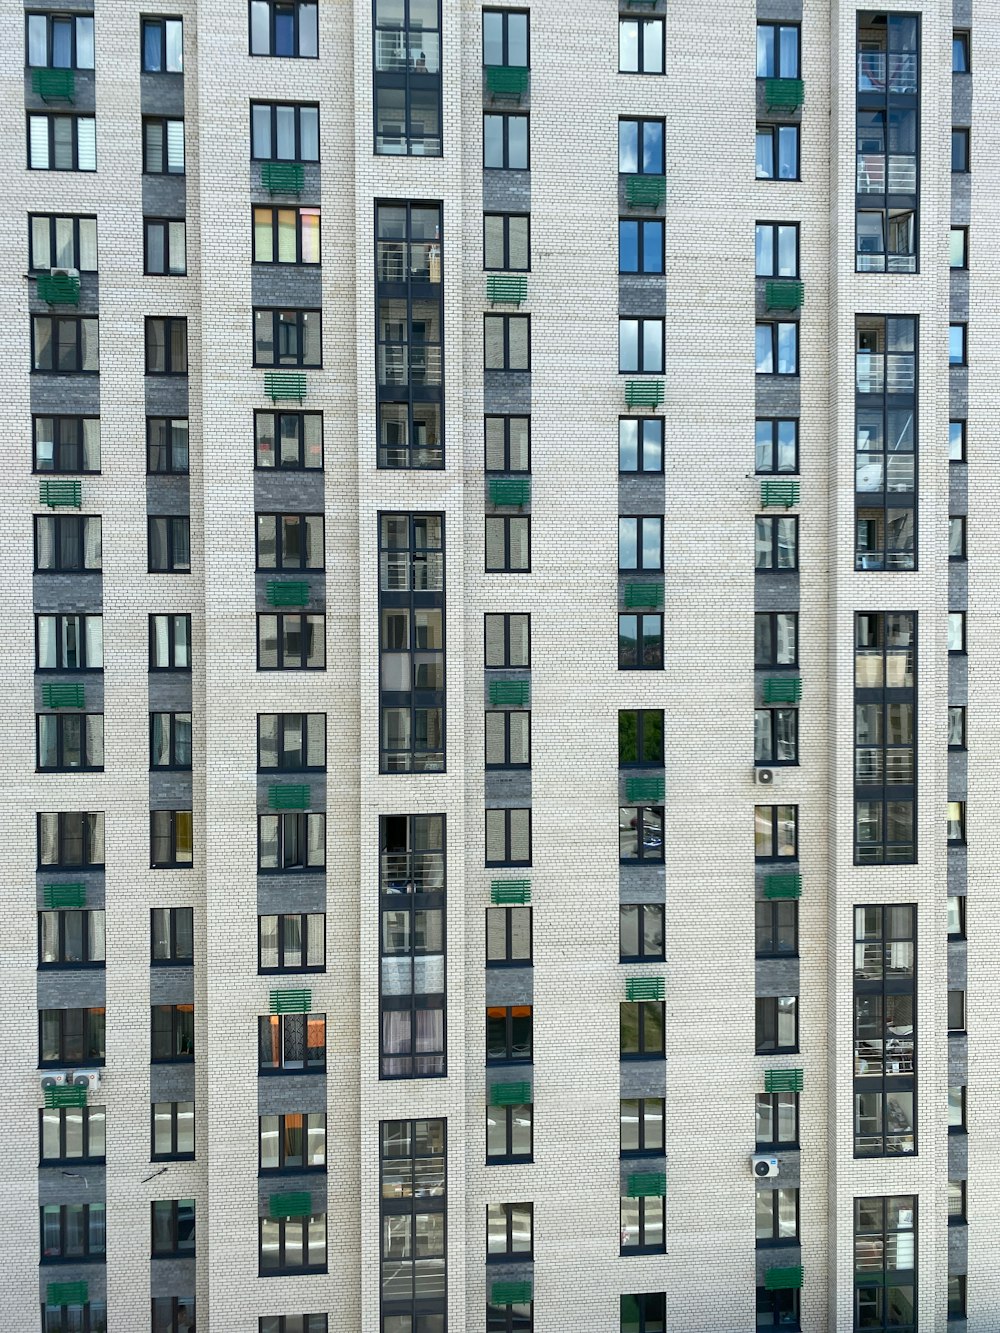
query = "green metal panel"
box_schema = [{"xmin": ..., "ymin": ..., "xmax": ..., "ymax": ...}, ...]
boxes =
[
  {"xmin": 623, "ymin": 379, "xmax": 665, "ymax": 408},
  {"xmin": 45, "ymin": 1085, "xmax": 88, "ymax": 1109},
  {"xmin": 765, "ymin": 1265, "xmax": 804, "ymax": 1291},
  {"xmin": 490, "ymin": 1080, "xmax": 531, "ymax": 1106},
  {"xmin": 37, "ymin": 273, "xmax": 82, "ymax": 306},
  {"xmin": 43, "ymin": 883, "xmax": 87, "ymax": 909},
  {"xmin": 41, "ymin": 683, "xmax": 86, "ymax": 709},
  {"xmin": 265, "ymin": 579, "xmax": 310, "ymax": 607},
  {"xmin": 764, "ymin": 1068, "xmax": 804, "ymax": 1093},
  {"xmin": 268, "ymin": 783, "xmax": 311, "ymax": 810},
  {"xmin": 270, "ymin": 988, "xmax": 312, "ymax": 1014},
  {"xmin": 269, "ymin": 1190, "xmax": 312, "ymax": 1218},
  {"xmin": 765, "ymin": 279, "xmax": 804, "ymax": 312},
  {"xmin": 625, "ymin": 976, "xmax": 664, "ymax": 1002},
  {"xmin": 765, "ymin": 77, "xmax": 804, "ymax": 110},
  {"xmin": 39, "ymin": 479, "xmax": 82, "ymax": 508},
  {"xmin": 624, "ymin": 174, "xmax": 666, "ymax": 209},
  {"xmin": 490, "ymin": 880, "xmax": 531, "ymax": 905},
  {"xmin": 491, "ymin": 1280, "xmax": 533, "ymax": 1304},
  {"xmin": 47, "ymin": 1281, "xmax": 89, "ymax": 1306},
  {"xmin": 263, "ymin": 371, "xmax": 307, "ymax": 403},
  {"xmin": 485, "ymin": 65, "xmax": 529, "ymax": 101},
  {"xmin": 32, "ymin": 68, "xmax": 75, "ymax": 102},
  {"xmin": 489, "ymin": 477, "xmax": 531, "ymax": 506},
  {"xmin": 260, "ymin": 162, "xmax": 305, "ymax": 195},
  {"xmin": 626, "ymin": 1171, "xmax": 666, "ymax": 1197},
  {"xmin": 762, "ymin": 676, "xmax": 802, "ymax": 704},
  {"xmin": 764, "ymin": 873, "xmax": 802, "ymax": 900},
  {"xmin": 486, "ymin": 274, "xmax": 528, "ymax": 306},
  {"xmin": 489, "ymin": 679, "xmax": 530, "ymax": 707},
  {"xmin": 625, "ymin": 776, "xmax": 665, "ymax": 803},
  {"xmin": 760, "ymin": 479, "xmax": 800, "ymax": 508},
  {"xmin": 623, "ymin": 582, "xmax": 664, "ymax": 609}
]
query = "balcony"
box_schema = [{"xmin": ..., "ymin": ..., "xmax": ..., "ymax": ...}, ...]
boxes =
[
  {"xmin": 765, "ymin": 78, "xmax": 804, "ymax": 111},
  {"xmin": 485, "ymin": 65, "xmax": 529, "ymax": 102},
  {"xmin": 39, "ymin": 480, "xmax": 82, "ymax": 508},
  {"xmin": 32, "ymin": 68, "xmax": 75, "ymax": 103},
  {"xmin": 43, "ymin": 883, "xmax": 87, "ymax": 909},
  {"xmin": 489, "ymin": 679, "xmax": 530, "ymax": 707},
  {"xmin": 625, "ymin": 976, "xmax": 664, "ymax": 1002},
  {"xmin": 763, "ymin": 873, "xmax": 802, "ymax": 900},
  {"xmin": 269, "ymin": 988, "xmax": 312, "ymax": 1014},
  {"xmin": 623, "ymin": 581, "xmax": 664, "ymax": 610},
  {"xmin": 381, "ymin": 850, "xmax": 444, "ymax": 894},
  {"xmin": 260, "ymin": 162, "xmax": 305, "ymax": 196},
  {"xmin": 764, "ymin": 1068, "xmax": 804, "ymax": 1093},
  {"xmin": 624, "ymin": 174, "xmax": 666, "ymax": 210},
  {"xmin": 41, "ymin": 683, "xmax": 85, "ymax": 708},
  {"xmin": 765, "ymin": 280, "xmax": 804, "ymax": 312},
  {"xmin": 625, "ymin": 776, "xmax": 664, "ymax": 803},
  {"xmin": 489, "ymin": 478, "xmax": 531, "ymax": 507},
  {"xmin": 266, "ymin": 580, "xmax": 310, "ymax": 607},
  {"xmin": 492, "ymin": 1281, "xmax": 533, "ymax": 1305},
  {"xmin": 490, "ymin": 879, "xmax": 531, "ymax": 905},
  {"xmin": 491, "ymin": 1080, "xmax": 531, "ymax": 1105},
  {"xmin": 626, "ymin": 1171, "xmax": 666, "ymax": 1197},
  {"xmin": 486, "ymin": 274, "xmax": 527, "ymax": 306},
  {"xmin": 765, "ymin": 1266, "xmax": 804, "ymax": 1291},
  {"xmin": 269, "ymin": 1191, "xmax": 312, "ymax": 1218},
  {"xmin": 37, "ymin": 273, "xmax": 81, "ymax": 306},
  {"xmin": 760, "ymin": 479, "xmax": 800, "ymax": 508},
  {"xmin": 263, "ymin": 371, "xmax": 307, "ymax": 403},
  {"xmin": 624, "ymin": 380, "xmax": 664, "ymax": 410},
  {"xmin": 762, "ymin": 677, "xmax": 802, "ymax": 704},
  {"xmin": 268, "ymin": 784, "xmax": 311, "ymax": 810},
  {"xmin": 47, "ymin": 1282, "xmax": 89, "ymax": 1307}
]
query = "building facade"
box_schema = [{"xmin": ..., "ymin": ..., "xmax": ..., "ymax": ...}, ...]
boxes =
[{"xmin": 0, "ymin": 0, "xmax": 992, "ymax": 1329}]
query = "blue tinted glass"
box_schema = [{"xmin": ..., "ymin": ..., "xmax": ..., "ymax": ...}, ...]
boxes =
[
  {"xmin": 778, "ymin": 26, "xmax": 799, "ymax": 77},
  {"xmin": 642, "ymin": 122, "xmax": 663, "ymax": 174},
  {"xmin": 274, "ymin": 9, "xmax": 296, "ymax": 55},
  {"xmin": 756, "ymin": 131, "xmax": 774, "ymax": 179},
  {"xmin": 144, "ymin": 23, "xmax": 163, "ymax": 71},
  {"xmin": 642, "ymin": 222, "xmax": 662, "ymax": 273},
  {"xmin": 619, "ymin": 121, "xmax": 638, "ymax": 172},
  {"xmin": 619, "ymin": 221, "xmax": 638, "ymax": 273}
]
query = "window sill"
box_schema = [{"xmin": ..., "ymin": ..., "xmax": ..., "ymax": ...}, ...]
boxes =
[
  {"xmin": 258, "ymin": 1165, "xmax": 327, "ymax": 1176},
  {"xmin": 620, "ymin": 1054, "xmax": 666, "ymax": 1063},
  {"xmin": 755, "ymin": 1048, "xmax": 800, "ymax": 1057},
  {"xmin": 40, "ymin": 1157, "xmax": 106, "ymax": 1168},
  {"xmin": 258, "ymin": 1067, "xmax": 327, "ymax": 1076},
  {"xmin": 620, "ymin": 1246, "xmax": 666, "ymax": 1257},
  {"xmin": 150, "ymin": 959, "xmax": 194, "ymax": 968},
  {"xmin": 258, "ymin": 967, "xmax": 326, "ymax": 976},
  {"xmin": 38, "ymin": 961, "xmax": 105, "ymax": 971},
  {"xmin": 755, "ymin": 952, "xmax": 799, "ymax": 961},
  {"xmin": 258, "ymin": 1266, "xmax": 328, "ymax": 1278},
  {"xmin": 39, "ymin": 1060, "xmax": 105, "ymax": 1069},
  {"xmin": 257, "ymin": 866, "xmax": 326, "ymax": 875},
  {"xmin": 756, "ymin": 1143, "xmax": 799, "ymax": 1153},
  {"xmin": 486, "ymin": 1253, "xmax": 534, "ymax": 1265},
  {"xmin": 486, "ymin": 1155, "xmax": 532, "ymax": 1166},
  {"xmin": 755, "ymin": 1238, "xmax": 800, "ymax": 1249},
  {"xmin": 150, "ymin": 1056, "xmax": 195, "ymax": 1065},
  {"xmin": 41, "ymin": 1255, "xmax": 107, "ymax": 1265},
  {"xmin": 152, "ymin": 1153, "xmax": 196, "ymax": 1163},
  {"xmin": 486, "ymin": 960, "xmax": 534, "ymax": 970},
  {"xmin": 619, "ymin": 955, "xmax": 666, "ymax": 965}
]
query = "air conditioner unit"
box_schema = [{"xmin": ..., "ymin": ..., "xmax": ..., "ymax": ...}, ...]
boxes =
[
  {"xmin": 70, "ymin": 1069, "xmax": 102, "ymax": 1090},
  {"xmin": 754, "ymin": 767, "xmax": 775, "ymax": 786},
  {"xmin": 40, "ymin": 1072, "xmax": 68, "ymax": 1090},
  {"xmin": 50, "ymin": 267, "xmax": 80, "ymax": 279},
  {"xmin": 752, "ymin": 1154, "xmax": 779, "ymax": 1178}
]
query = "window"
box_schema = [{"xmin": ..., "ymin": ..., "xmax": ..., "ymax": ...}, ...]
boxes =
[
  {"xmin": 38, "ymin": 811, "xmax": 104, "ymax": 867},
  {"xmin": 948, "ymin": 707, "xmax": 966, "ymax": 750},
  {"xmin": 483, "ymin": 9, "xmax": 529, "ymax": 65},
  {"xmin": 253, "ymin": 205, "xmax": 321, "ymax": 264},
  {"xmin": 949, "ymin": 516, "xmax": 966, "ymax": 561},
  {"xmin": 152, "ymin": 1101, "xmax": 195, "ymax": 1160},
  {"xmin": 949, "ymin": 420, "xmax": 966, "ymax": 462},
  {"xmin": 949, "ymin": 323, "xmax": 967, "ymax": 366},
  {"xmin": 256, "ymin": 411, "xmax": 323, "ymax": 470},
  {"xmin": 258, "ymin": 1012, "xmax": 326, "ymax": 1071},
  {"xmin": 487, "ymin": 1304, "xmax": 532, "ymax": 1333},
  {"xmin": 39, "ymin": 1007, "xmax": 105, "ymax": 1065},
  {"xmin": 149, "ymin": 705, "xmax": 192, "ymax": 765},
  {"xmin": 38, "ymin": 909, "xmax": 105, "ymax": 966},
  {"xmin": 856, "ymin": 208, "xmax": 917, "ymax": 274},
  {"xmin": 258, "ymin": 714, "xmax": 326, "ymax": 770},
  {"xmin": 755, "ymin": 1187, "xmax": 798, "ymax": 1245},
  {"xmin": 619, "ymin": 614, "xmax": 663, "ymax": 671},
  {"xmin": 485, "ymin": 613, "xmax": 530, "ymax": 667},
  {"xmin": 256, "ymin": 513, "xmax": 324, "ymax": 570},
  {"xmin": 485, "ymin": 1006, "xmax": 532, "ymax": 1067},
  {"xmin": 755, "ymin": 321, "xmax": 798, "ymax": 375},
  {"xmin": 755, "ymin": 996, "xmax": 798, "ymax": 1052},
  {"xmin": 486, "ymin": 516, "xmax": 530, "ymax": 572},
  {"xmin": 755, "ymin": 1091, "xmax": 798, "ymax": 1147},
  {"xmin": 619, "ymin": 318, "xmax": 664, "ymax": 374},
  {"xmin": 142, "ymin": 17, "xmax": 183, "ymax": 71},
  {"xmin": 37, "ymin": 614, "xmax": 103, "ymax": 671},
  {"xmin": 854, "ymin": 905, "xmax": 916, "ymax": 1157},
  {"xmin": 259, "ymin": 1319, "xmax": 328, "ymax": 1333},
  {"xmin": 259, "ymin": 1112, "xmax": 325, "ymax": 1170},
  {"xmin": 485, "ymin": 416, "xmax": 530, "ymax": 472},
  {"xmin": 257, "ymin": 613, "xmax": 326, "ymax": 669},
  {"xmin": 148, "ymin": 516, "xmax": 191, "ymax": 572},
  {"xmin": 251, "ymin": 102, "xmax": 320, "ymax": 161},
  {"xmin": 144, "ymin": 218, "xmax": 187, "ymax": 275},
  {"xmin": 618, "ymin": 118, "xmax": 664, "ymax": 174},
  {"xmin": 151, "ymin": 1298, "xmax": 195, "ymax": 1333},
  {"xmin": 40, "ymin": 1104, "xmax": 106, "ymax": 1164},
  {"xmin": 854, "ymin": 612, "xmax": 916, "ymax": 865},
  {"xmin": 487, "ymin": 1102, "xmax": 532, "ymax": 1162},
  {"xmin": 149, "ymin": 614, "xmax": 191, "ymax": 669},
  {"xmin": 379, "ymin": 1119, "xmax": 446, "ymax": 1328},
  {"xmin": 953, "ymin": 31, "xmax": 970, "ymax": 73},
  {"xmin": 29, "ymin": 214, "xmax": 98, "ymax": 273},
  {"xmin": 143, "ymin": 117, "xmax": 185, "ymax": 173},
  {"xmin": 484, "ymin": 113, "xmax": 528, "ymax": 169},
  {"xmin": 854, "ymin": 314, "xmax": 918, "ymax": 564},
  {"xmin": 755, "ymin": 223, "xmax": 799, "ymax": 277},
  {"xmin": 620, "ymin": 1001, "xmax": 664, "ymax": 1059},
  {"xmin": 486, "ymin": 906, "xmax": 531, "ymax": 966},
  {"xmin": 755, "ymin": 802, "xmax": 798, "ymax": 860},
  {"xmin": 485, "ymin": 711, "xmax": 530, "ymax": 768},
  {"xmin": 952, "ymin": 128, "xmax": 970, "ymax": 172},
  {"xmin": 619, "ymin": 709, "xmax": 663, "ymax": 767},
  {"xmin": 620, "ymin": 1099, "xmax": 664, "ymax": 1156},
  {"xmin": 755, "ymin": 515, "xmax": 798, "ymax": 570},
  {"xmin": 618, "ymin": 516, "xmax": 663, "ymax": 573},
  {"xmin": 259, "ymin": 1214, "xmax": 327, "ymax": 1274},
  {"xmin": 755, "ymin": 900, "xmax": 797, "ymax": 957},
  {"xmin": 487, "ymin": 1201, "xmax": 532, "ymax": 1259},
  {"xmin": 147, "ymin": 418, "xmax": 189, "ymax": 474},
  {"xmin": 32, "ymin": 316, "xmax": 98, "ymax": 373},
  {"xmin": 28, "ymin": 114, "xmax": 96, "ymax": 171},
  {"xmin": 258, "ymin": 812, "xmax": 326, "ymax": 871},
  {"xmin": 948, "ymin": 1275, "xmax": 967, "ymax": 1321},
  {"xmin": 373, "ymin": 0, "xmax": 442, "ymax": 156},
  {"xmin": 756, "ymin": 22, "xmax": 799, "ymax": 77},
  {"xmin": 27, "ymin": 12, "xmax": 94, "ymax": 67},
  {"xmin": 948, "ymin": 990, "xmax": 966, "ymax": 1033},
  {"xmin": 250, "ymin": 0, "xmax": 318, "ymax": 56},
  {"xmin": 485, "ymin": 313, "xmax": 530, "ymax": 370},
  {"xmin": 620, "ymin": 418, "xmax": 663, "ymax": 473},
  {"xmin": 620, "ymin": 904, "xmax": 664, "ymax": 962},
  {"xmin": 854, "ymin": 1196, "xmax": 916, "ymax": 1331},
  {"xmin": 37, "ymin": 714, "xmax": 104, "ymax": 772},
  {"xmin": 619, "ymin": 17, "xmax": 664, "ymax": 74},
  {"xmin": 948, "ymin": 895, "xmax": 966, "ymax": 941},
  {"xmin": 948, "ymin": 1180, "xmax": 966, "ymax": 1225},
  {"xmin": 621, "ymin": 1293, "xmax": 666, "ymax": 1333},
  {"xmin": 619, "ymin": 806, "xmax": 664, "ymax": 863},
  {"xmin": 35, "ymin": 515, "xmax": 101, "ymax": 572},
  {"xmin": 755, "ymin": 612, "xmax": 798, "ymax": 667},
  {"xmin": 151, "ymin": 1199, "xmax": 195, "ymax": 1256},
  {"xmin": 756, "ymin": 125, "xmax": 799, "ymax": 180},
  {"xmin": 947, "ymin": 801, "xmax": 966, "ymax": 845},
  {"xmin": 754, "ymin": 708, "xmax": 798, "ymax": 765},
  {"xmin": 485, "ymin": 808, "xmax": 531, "ymax": 866},
  {"xmin": 40, "ymin": 1202, "xmax": 106, "ymax": 1260},
  {"xmin": 151, "ymin": 907, "xmax": 194, "ymax": 963},
  {"xmin": 150, "ymin": 809, "xmax": 193, "ymax": 867},
  {"xmin": 484, "ymin": 214, "xmax": 530, "ymax": 271},
  {"xmin": 948, "ymin": 1085, "xmax": 966, "ymax": 1133},
  {"xmin": 151, "ymin": 1004, "xmax": 194, "ymax": 1061},
  {"xmin": 259, "ymin": 914, "xmax": 325, "ymax": 972},
  {"xmin": 950, "ymin": 227, "xmax": 968, "ymax": 269},
  {"xmin": 254, "ymin": 308, "xmax": 322, "ymax": 367},
  {"xmin": 34, "ymin": 416, "xmax": 100, "ymax": 474},
  {"xmin": 948, "ymin": 612, "xmax": 966, "ymax": 653},
  {"xmin": 145, "ymin": 317, "xmax": 188, "ymax": 374},
  {"xmin": 620, "ymin": 1196, "xmax": 664, "ymax": 1254}
]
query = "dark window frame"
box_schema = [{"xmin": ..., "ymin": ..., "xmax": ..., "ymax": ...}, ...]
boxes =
[
  {"xmin": 755, "ymin": 513, "xmax": 799, "ymax": 571},
  {"xmin": 150, "ymin": 1198, "xmax": 196, "ymax": 1257},
  {"xmin": 143, "ymin": 216, "xmax": 187, "ymax": 276},
  {"xmin": 618, "ymin": 708, "xmax": 664, "ymax": 768},
  {"xmin": 618, "ymin": 116, "xmax": 665, "ymax": 175},
  {"xmin": 36, "ymin": 712, "xmax": 104, "ymax": 772},
  {"xmin": 618, "ymin": 613, "xmax": 664, "ymax": 672},
  {"xmin": 36, "ymin": 612, "xmax": 103, "ymax": 672},
  {"xmin": 756, "ymin": 1185, "xmax": 800, "ymax": 1246},
  {"xmin": 258, "ymin": 1011, "xmax": 327, "ymax": 1073},
  {"xmin": 32, "ymin": 414, "xmax": 100, "ymax": 474},
  {"xmin": 754, "ymin": 706, "xmax": 799, "ymax": 766},
  {"xmin": 486, "ymin": 905, "xmax": 532, "ymax": 967},
  {"xmin": 142, "ymin": 116, "xmax": 185, "ymax": 174},
  {"xmin": 258, "ymin": 1110, "xmax": 327, "ymax": 1171},
  {"xmin": 256, "ymin": 612, "xmax": 327, "ymax": 670},
  {"xmin": 27, "ymin": 112, "xmax": 96, "ymax": 172},
  {"xmin": 620, "ymin": 1195, "xmax": 665, "ymax": 1255},
  {"xmin": 618, "ymin": 805, "xmax": 664, "ymax": 864},
  {"xmin": 258, "ymin": 911, "xmax": 326, "ymax": 974},
  {"xmin": 149, "ymin": 808, "xmax": 194, "ymax": 868},
  {"xmin": 755, "ymin": 319, "xmax": 799, "ymax": 376},
  {"xmin": 485, "ymin": 807, "xmax": 532, "ymax": 867},
  {"xmin": 31, "ymin": 314, "xmax": 98, "ymax": 374},
  {"xmin": 619, "ymin": 903, "xmax": 665, "ymax": 962},
  {"xmin": 148, "ymin": 613, "xmax": 192, "ymax": 670},
  {"xmin": 618, "ymin": 15, "xmax": 665, "ymax": 76},
  {"xmin": 619, "ymin": 416, "xmax": 664, "ymax": 474},
  {"xmin": 951, "ymin": 127, "xmax": 970, "ymax": 173},
  {"xmin": 37, "ymin": 810, "xmax": 104, "ymax": 868},
  {"xmin": 258, "ymin": 1214, "xmax": 327, "ymax": 1276},
  {"xmin": 619, "ymin": 1097, "xmax": 665, "ymax": 1157},
  {"xmin": 618, "ymin": 316, "xmax": 665, "ymax": 374},
  {"xmin": 618, "ymin": 217, "xmax": 665, "ymax": 274},
  {"xmin": 487, "ymin": 1201, "xmax": 533, "ymax": 1261},
  {"xmin": 39, "ymin": 1201, "xmax": 106, "ymax": 1261},
  {"xmin": 250, "ymin": 100, "xmax": 321, "ymax": 162},
  {"xmin": 151, "ymin": 1100, "xmax": 196, "ymax": 1161},
  {"xmin": 249, "ymin": 0, "xmax": 319, "ymax": 58},
  {"xmin": 486, "ymin": 1102, "xmax": 533, "ymax": 1163},
  {"xmin": 147, "ymin": 515, "xmax": 191, "ymax": 573},
  {"xmin": 141, "ymin": 16, "xmax": 184, "ymax": 73},
  {"xmin": 38, "ymin": 1006, "xmax": 105, "ymax": 1066},
  {"xmin": 145, "ymin": 316, "xmax": 188, "ymax": 375},
  {"xmin": 620, "ymin": 1000, "xmax": 665, "ymax": 1059},
  {"xmin": 618, "ymin": 514, "xmax": 664, "ymax": 572},
  {"xmin": 257, "ymin": 811, "xmax": 326, "ymax": 872},
  {"xmin": 255, "ymin": 409, "xmax": 324, "ymax": 471},
  {"xmin": 484, "ymin": 414, "xmax": 531, "ymax": 473},
  {"xmin": 253, "ymin": 307, "xmax": 323, "ymax": 369},
  {"xmin": 484, "ymin": 312, "xmax": 531, "ymax": 370},
  {"xmin": 146, "ymin": 416, "xmax": 189, "ymax": 474},
  {"xmin": 755, "ymin": 416, "xmax": 799, "ymax": 475},
  {"xmin": 484, "ymin": 611, "xmax": 530, "ymax": 667},
  {"xmin": 483, "ymin": 212, "xmax": 531, "ymax": 272},
  {"xmin": 485, "ymin": 709, "xmax": 531, "ymax": 769},
  {"xmin": 755, "ymin": 1091, "xmax": 800, "ymax": 1149},
  {"xmin": 755, "ymin": 899, "xmax": 799, "ymax": 958},
  {"xmin": 28, "ymin": 213, "xmax": 98, "ymax": 272},
  {"xmin": 37, "ymin": 908, "xmax": 106, "ymax": 968},
  {"xmin": 255, "ymin": 512, "xmax": 325, "ymax": 571},
  {"xmin": 755, "ymin": 995, "xmax": 799, "ymax": 1054},
  {"xmin": 150, "ymin": 906, "xmax": 194, "ymax": 964},
  {"xmin": 34, "ymin": 514, "xmax": 101, "ymax": 573},
  {"xmin": 150, "ymin": 1004, "xmax": 195, "ymax": 1062},
  {"xmin": 257, "ymin": 712, "xmax": 327, "ymax": 771},
  {"xmin": 756, "ymin": 21, "xmax": 800, "ymax": 78},
  {"xmin": 486, "ymin": 1005, "xmax": 532, "ymax": 1065},
  {"xmin": 252, "ymin": 203, "xmax": 322, "ymax": 265},
  {"xmin": 25, "ymin": 11, "xmax": 94, "ymax": 69},
  {"xmin": 483, "ymin": 112, "xmax": 530, "ymax": 169},
  {"xmin": 755, "ymin": 220, "xmax": 800, "ymax": 277},
  {"xmin": 39, "ymin": 1103, "xmax": 106, "ymax": 1165},
  {"xmin": 755, "ymin": 123, "xmax": 800, "ymax": 181},
  {"xmin": 754, "ymin": 611, "xmax": 798, "ymax": 668},
  {"xmin": 485, "ymin": 514, "xmax": 531, "ymax": 573}
]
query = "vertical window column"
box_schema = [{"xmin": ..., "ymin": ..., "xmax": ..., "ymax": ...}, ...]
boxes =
[
  {"xmin": 853, "ymin": 905, "xmax": 916, "ymax": 1156},
  {"xmin": 854, "ymin": 612, "xmax": 916, "ymax": 863},
  {"xmin": 855, "ymin": 317, "xmax": 917, "ymax": 571}
]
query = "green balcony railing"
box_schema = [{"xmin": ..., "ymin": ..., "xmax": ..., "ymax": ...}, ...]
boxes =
[
  {"xmin": 624, "ymin": 174, "xmax": 666, "ymax": 209},
  {"xmin": 489, "ymin": 477, "xmax": 531, "ymax": 507},
  {"xmin": 39, "ymin": 479, "xmax": 82, "ymax": 508},
  {"xmin": 627, "ymin": 1171, "xmax": 666, "ymax": 1197},
  {"xmin": 269, "ymin": 1190, "xmax": 312, "ymax": 1219},
  {"xmin": 37, "ymin": 273, "xmax": 81, "ymax": 306},
  {"xmin": 270, "ymin": 988, "xmax": 312, "ymax": 1014},
  {"xmin": 491, "ymin": 879, "xmax": 531, "ymax": 905},
  {"xmin": 492, "ymin": 1280, "xmax": 533, "ymax": 1305},
  {"xmin": 47, "ymin": 1281, "xmax": 89, "ymax": 1307},
  {"xmin": 625, "ymin": 976, "xmax": 664, "ymax": 1002},
  {"xmin": 765, "ymin": 78, "xmax": 804, "ymax": 111},
  {"xmin": 33, "ymin": 68, "xmax": 75, "ymax": 102},
  {"xmin": 489, "ymin": 679, "xmax": 530, "ymax": 707},
  {"xmin": 765, "ymin": 1265, "xmax": 804, "ymax": 1292},
  {"xmin": 625, "ymin": 776, "xmax": 665, "ymax": 803},
  {"xmin": 268, "ymin": 783, "xmax": 311, "ymax": 810},
  {"xmin": 760, "ymin": 479, "xmax": 800, "ymax": 508},
  {"xmin": 764, "ymin": 873, "xmax": 802, "ymax": 900},
  {"xmin": 41, "ymin": 683, "xmax": 85, "ymax": 709},
  {"xmin": 43, "ymin": 883, "xmax": 87, "ymax": 909},
  {"xmin": 766, "ymin": 279, "xmax": 804, "ymax": 312},
  {"xmin": 623, "ymin": 581, "xmax": 664, "ymax": 610},
  {"xmin": 762, "ymin": 677, "xmax": 802, "ymax": 704},
  {"xmin": 266, "ymin": 580, "xmax": 310, "ymax": 607},
  {"xmin": 263, "ymin": 371, "xmax": 307, "ymax": 403},
  {"xmin": 624, "ymin": 380, "xmax": 664, "ymax": 409},
  {"xmin": 764, "ymin": 1068, "xmax": 804, "ymax": 1094},
  {"xmin": 485, "ymin": 65, "xmax": 529, "ymax": 102},
  {"xmin": 486, "ymin": 274, "xmax": 528, "ymax": 306},
  {"xmin": 490, "ymin": 1080, "xmax": 531, "ymax": 1106},
  {"xmin": 260, "ymin": 162, "xmax": 305, "ymax": 196},
  {"xmin": 45, "ymin": 1085, "xmax": 89, "ymax": 1109}
]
